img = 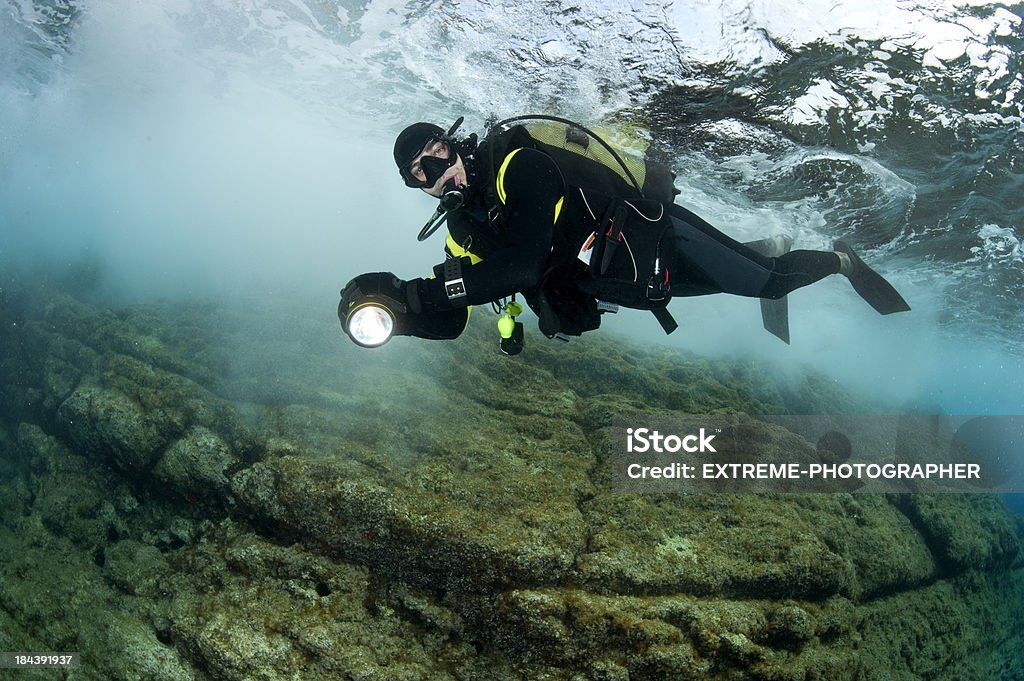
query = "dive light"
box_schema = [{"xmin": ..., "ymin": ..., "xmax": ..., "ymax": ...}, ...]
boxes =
[
  {"xmin": 346, "ymin": 303, "xmax": 395, "ymax": 347},
  {"xmin": 338, "ymin": 273, "xmax": 409, "ymax": 348}
]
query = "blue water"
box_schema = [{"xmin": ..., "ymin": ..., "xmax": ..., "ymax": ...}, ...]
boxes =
[
  {"xmin": 0, "ymin": 4, "xmax": 1021, "ymax": 678},
  {"xmin": 1, "ymin": 0, "xmax": 1022, "ymax": 418}
]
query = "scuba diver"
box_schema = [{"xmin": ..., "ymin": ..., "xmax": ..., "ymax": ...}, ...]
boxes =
[{"xmin": 339, "ymin": 115, "xmax": 909, "ymax": 354}]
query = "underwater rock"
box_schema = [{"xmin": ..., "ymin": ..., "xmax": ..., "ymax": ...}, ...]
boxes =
[
  {"xmin": 166, "ymin": 524, "xmax": 478, "ymax": 681},
  {"xmin": 0, "ymin": 291, "xmax": 1021, "ymax": 680},
  {"xmin": 41, "ymin": 354, "xmax": 84, "ymax": 412},
  {"xmin": 104, "ymin": 539, "xmax": 172, "ymax": 597},
  {"xmin": 230, "ymin": 450, "xmax": 591, "ymax": 590},
  {"xmin": 58, "ymin": 384, "xmax": 166, "ymax": 473},
  {"xmin": 16, "ymin": 422, "xmax": 130, "ymax": 550},
  {"xmin": 893, "ymin": 494, "xmax": 1020, "ymax": 571},
  {"xmin": 573, "ymin": 491, "xmax": 941, "ymax": 600},
  {"xmin": 155, "ymin": 426, "xmax": 236, "ymax": 496},
  {"xmin": 0, "ymin": 469, "xmax": 195, "ymax": 680}
]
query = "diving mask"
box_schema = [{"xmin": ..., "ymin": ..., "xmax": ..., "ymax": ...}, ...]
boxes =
[{"xmin": 403, "ymin": 138, "xmax": 456, "ymax": 188}]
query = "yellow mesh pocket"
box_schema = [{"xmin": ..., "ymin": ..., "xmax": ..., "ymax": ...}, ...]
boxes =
[{"xmin": 519, "ymin": 120, "xmax": 649, "ymax": 189}]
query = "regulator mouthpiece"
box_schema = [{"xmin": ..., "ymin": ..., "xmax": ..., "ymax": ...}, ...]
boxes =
[
  {"xmin": 439, "ymin": 179, "xmax": 465, "ymax": 212},
  {"xmin": 417, "ymin": 178, "xmax": 465, "ymax": 242}
]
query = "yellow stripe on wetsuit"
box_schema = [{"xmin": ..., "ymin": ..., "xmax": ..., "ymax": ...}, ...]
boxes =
[
  {"xmin": 496, "ymin": 147, "xmax": 565, "ymax": 224},
  {"xmin": 445, "ymin": 234, "xmax": 482, "ymax": 263}
]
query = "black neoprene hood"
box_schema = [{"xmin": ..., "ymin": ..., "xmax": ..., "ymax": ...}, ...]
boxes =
[{"xmin": 393, "ymin": 122, "xmax": 445, "ymax": 171}]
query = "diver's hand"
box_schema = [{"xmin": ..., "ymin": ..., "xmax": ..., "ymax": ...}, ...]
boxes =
[
  {"xmin": 401, "ymin": 277, "xmax": 424, "ymax": 314},
  {"xmin": 341, "ymin": 272, "xmax": 422, "ymax": 313}
]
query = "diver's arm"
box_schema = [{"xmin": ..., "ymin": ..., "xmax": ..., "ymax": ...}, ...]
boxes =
[
  {"xmin": 405, "ymin": 307, "xmax": 469, "ymax": 340},
  {"xmin": 339, "ymin": 271, "xmax": 469, "ymax": 343},
  {"xmin": 414, "ymin": 148, "xmax": 564, "ymax": 309}
]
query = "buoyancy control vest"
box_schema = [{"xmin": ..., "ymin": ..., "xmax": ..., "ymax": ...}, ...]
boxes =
[
  {"xmin": 448, "ymin": 115, "xmax": 681, "ymax": 337},
  {"xmin": 492, "ymin": 115, "xmax": 679, "ymax": 203}
]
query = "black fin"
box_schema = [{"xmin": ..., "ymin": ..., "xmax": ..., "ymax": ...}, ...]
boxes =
[
  {"xmin": 760, "ymin": 298, "xmax": 790, "ymax": 344},
  {"xmin": 834, "ymin": 241, "xmax": 911, "ymax": 315},
  {"xmin": 746, "ymin": 235, "xmax": 792, "ymax": 344}
]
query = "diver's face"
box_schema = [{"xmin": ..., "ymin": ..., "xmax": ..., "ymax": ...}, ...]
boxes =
[{"xmin": 408, "ymin": 139, "xmax": 467, "ymax": 196}]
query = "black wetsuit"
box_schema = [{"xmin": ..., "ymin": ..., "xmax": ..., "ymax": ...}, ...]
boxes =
[
  {"xmin": 416, "ymin": 147, "xmax": 563, "ymax": 310},
  {"xmin": 666, "ymin": 205, "xmax": 840, "ymax": 300},
  {"xmin": 412, "ymin": 142, "xmax": 841, "ymax": 335}
]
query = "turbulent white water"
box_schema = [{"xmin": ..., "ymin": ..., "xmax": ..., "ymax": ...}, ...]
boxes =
[{"xmin": 1, "ymin": 0, "xmax": 1022, "ymax": 413}]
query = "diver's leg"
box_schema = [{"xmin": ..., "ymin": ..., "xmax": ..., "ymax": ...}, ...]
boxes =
[
  {"xmin": 768, "ymin": 243, "xmax": 911, "ymax": 313},
  {"xmin": 757, "ymin": 250, "xmax": 843, "ymax": 299},
  {"xmin": 667, "ymin": 205, "xmax": 772, "ymax": 296},
  {"xmin": 667, "ymin": 205, "xmax": 910, "ymax": 313},
  {"xmin": 668, "ymin": 205, "xmax": 840, "ymax": 299}
]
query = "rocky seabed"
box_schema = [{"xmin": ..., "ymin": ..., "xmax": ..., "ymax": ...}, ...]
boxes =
[{"xmin": 1, "ymin": 292, "xmax": 1022, "ymax": 680}]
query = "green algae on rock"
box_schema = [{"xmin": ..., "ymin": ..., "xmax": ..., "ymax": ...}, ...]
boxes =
[{"xmin": 0, "ymin": 289, "xmax": 1021, "ymax": 680}]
